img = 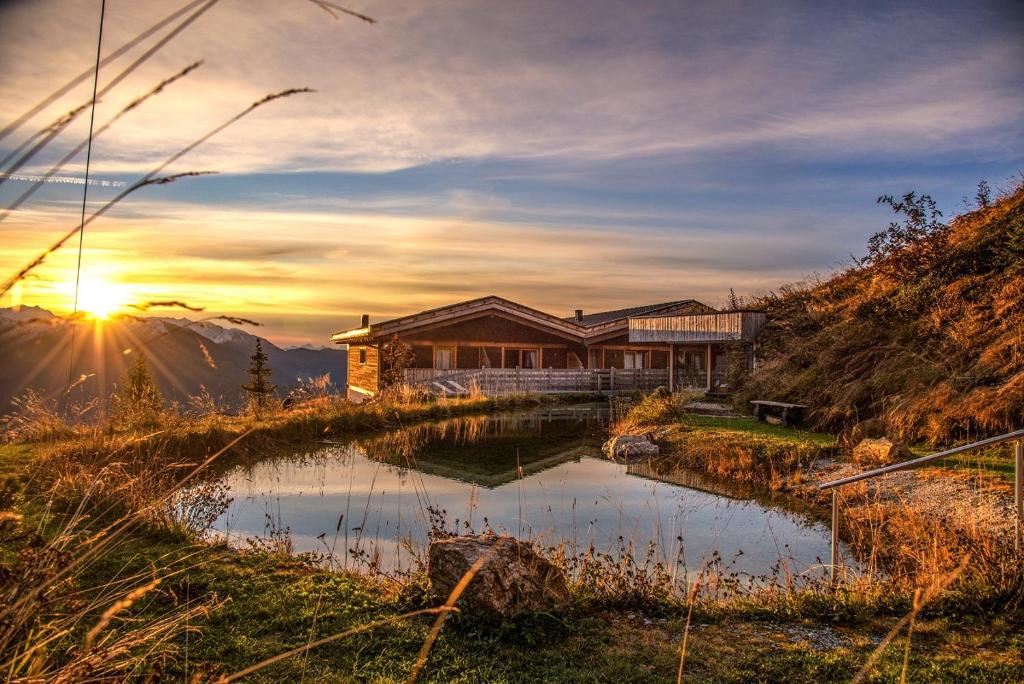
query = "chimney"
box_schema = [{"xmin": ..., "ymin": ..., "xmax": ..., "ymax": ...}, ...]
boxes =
[
  {"xmin": 360, "ymin": 314, "xmax": 370, "ymax": 328},
  {"xmin": 575, "ymin": 309, "xmax": 584, "ymax": 323}
]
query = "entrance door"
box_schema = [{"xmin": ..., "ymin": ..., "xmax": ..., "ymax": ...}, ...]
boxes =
[{"xmin": 675, "ymin": 349, "xmax": 706, "ymax": 388}]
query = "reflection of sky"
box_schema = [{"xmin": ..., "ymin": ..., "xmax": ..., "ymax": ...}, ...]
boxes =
[{"xmin": 214, "ymin": 444, "xmax": 835, "ymax": 580}]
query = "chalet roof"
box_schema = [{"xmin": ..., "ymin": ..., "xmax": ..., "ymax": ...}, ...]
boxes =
[
  {"xmin": 331, "ymin": 295, "xmax": 586, "ymax": 344},
  {"xmin": 330, "ymin": 295, "xmax": 715, "ymax": 345},
  {"xmin": 566, "ymin": 300, "xmax": 701, "ymax": 327}
]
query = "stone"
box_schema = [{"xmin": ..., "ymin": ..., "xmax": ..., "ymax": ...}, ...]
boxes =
[
  {"xmin": 427, "ymin": 535, "xmax": 570, "ymax": 616},
  {"xmin": 602, "ymin": 434, "xmax": 660, "ymax": 460},
  {"xmin": 852, "ymin": 437, "xmax": 911, "ymax": 466}
]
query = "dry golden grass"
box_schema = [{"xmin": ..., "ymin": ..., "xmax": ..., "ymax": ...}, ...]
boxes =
[{"xmin": 738, "ymin": 182, "xmax": 1024, "ymax": 445}]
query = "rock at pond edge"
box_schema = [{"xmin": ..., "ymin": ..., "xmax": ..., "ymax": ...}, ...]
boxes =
[
  {"xmin": 603, "ymin": 434, "xmax": 660, "ymax": 460},
  {"xmin": 427, "ymin": 535, "xmax": 570, "ymax": 617}
]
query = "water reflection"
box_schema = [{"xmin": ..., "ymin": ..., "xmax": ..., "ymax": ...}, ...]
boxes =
[{"xmin": 212, "ymin": 405, "xmax": 835, "ymax": 583}]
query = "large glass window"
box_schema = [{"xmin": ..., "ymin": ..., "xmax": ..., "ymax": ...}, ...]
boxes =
[
  {"xmin": 522, "ymin": 349, "xmax": 538, "ymax": 369},
  {"xmin": 623, "ymin": 351, "xmax": 646, "ymax": 369}
]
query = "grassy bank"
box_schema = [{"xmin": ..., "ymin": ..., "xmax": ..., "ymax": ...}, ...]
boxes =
[{"xmin": 614, "ymin": 392, "xmax": 837, "ymax": 491}]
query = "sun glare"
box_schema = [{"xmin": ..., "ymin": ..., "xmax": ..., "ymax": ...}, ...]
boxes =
[{"xmin": 75, "ymin": 276, "xmax": 127, "ymax": 320}]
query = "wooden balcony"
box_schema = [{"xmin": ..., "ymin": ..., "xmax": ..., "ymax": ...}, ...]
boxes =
[{"xmin": 628, "ymin": 311, "xmax": 766, "ymax": 344}]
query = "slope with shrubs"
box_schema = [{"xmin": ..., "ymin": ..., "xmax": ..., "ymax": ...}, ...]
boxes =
[{"xmin": 739, "ymin": 182, "xmax": 1024, "ymax": 445}]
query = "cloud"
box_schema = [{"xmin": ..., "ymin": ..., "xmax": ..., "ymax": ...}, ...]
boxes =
[{"xmin": 1, "ymin": 0, "xmax": 1021, "ymax": 176}]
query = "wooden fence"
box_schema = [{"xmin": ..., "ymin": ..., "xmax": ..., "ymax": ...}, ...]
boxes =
[{"xmin": 403, "ymin": 367, "xmax": 669, "ymax": 396}]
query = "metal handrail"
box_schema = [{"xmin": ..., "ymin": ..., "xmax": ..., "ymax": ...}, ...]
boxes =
[
  {"xmin": 820, "ymin": 428, "xmax": 1024, "ymax": 582},
  {"xmin": 819, "ymin": 428, "xmax": 1024, "ymax": 490}
]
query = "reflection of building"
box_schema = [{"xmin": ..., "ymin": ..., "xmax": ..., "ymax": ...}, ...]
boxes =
[
  {"xmin": 626, "ymin": 459, "xmax": 754, "ymax": 502},
  {"xmin": 351, "ymin": 410, "xmax": 605, "ymax": 487},
  {"xmin": 332, "ymin": 295, "xmax": 765, "ymax": 399}
]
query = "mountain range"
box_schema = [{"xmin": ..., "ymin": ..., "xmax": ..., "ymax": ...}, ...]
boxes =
[{"xmin": 0, "ymin": 306, "xmax": 347, "ymax": 413}]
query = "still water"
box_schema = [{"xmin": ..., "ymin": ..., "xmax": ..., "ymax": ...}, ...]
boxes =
[{"xmin": 212, "ymin": 405, "xmax": 836, "ymax": 582}]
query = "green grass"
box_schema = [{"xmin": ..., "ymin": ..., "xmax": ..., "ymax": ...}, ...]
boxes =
[
  {"xmin": 899, "ymin": 444, "xmax": 1019, "ymax": 483},
  {"xmin": 679, "ymin": 415, "xmax": 837, "ymax": 448},
  {"xmin": 0, "ymin": 442, "xmax": 33, "ymax": 477},
  {"xmin": 64, "ymin": 524, "xmax": 1024, "ymax": 682}
]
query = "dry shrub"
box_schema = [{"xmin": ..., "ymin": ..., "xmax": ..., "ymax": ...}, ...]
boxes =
[
  {"xmin": 556, "ymin": 540, "xmax": 678, "ymax": 612},
  {"xmin": 286, "ymin": 372, "xmax": 336, "ymax": 405},
  {"xmin": 840, "ymin": 494, "xmax": 1024, "ymax": 613},
  {"xmin": 611, "ymin": 390, "xmax": 700, "ymax": 435},
  {"xmin": 1, "ymin": 388, "xmax": 79, "ymax": 443},
  {"xmin": 378, "ymin": 383, "xmax": 435, "ymax": 405},
  {"xmin": 0, "ymin": 486, "xmax": 222, "ymax": 680}
]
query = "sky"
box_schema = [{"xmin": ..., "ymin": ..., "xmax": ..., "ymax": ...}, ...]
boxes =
[{"xmin": 0, "ymin": 0, "xmax": 1022, "ymax": 345}]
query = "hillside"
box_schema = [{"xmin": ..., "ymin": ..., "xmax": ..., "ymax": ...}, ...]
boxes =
[
  {"xmin": 740, "ymin": 183, "xmax": 1024, "ymax": 444},
  {"xmin": 0, "ymin": 309, "xmax": 347, "ymax": 412}
]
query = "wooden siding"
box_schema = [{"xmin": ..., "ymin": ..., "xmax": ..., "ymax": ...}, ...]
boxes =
[
  {"xmin": 629, "ymin": 311, "xmax": 767, "ymax": 343},
  {"xmin": 402, "ymin": 314, "xmax": 578, "ymax": 345},
  {"xmin": 347, "ymin": 344, "xmax": 380, "ymax": 394}
]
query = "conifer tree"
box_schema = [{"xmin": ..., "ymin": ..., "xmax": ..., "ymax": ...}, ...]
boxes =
[
  {"xmin": 242, "ymin": 339, "xmax": 276, "ymax": 415},
  {"xmin": 114, "ymin": 354, "xmax": 164, "ymax": 429}
]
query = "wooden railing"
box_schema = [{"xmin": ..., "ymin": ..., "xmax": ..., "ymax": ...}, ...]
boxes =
[
  {"xmin": 819, "ymin": 428, "xmax": 1024, "ymax": 581},
  {"xmin": 403, "ymin": 367, "xmax": 669, "ymax": 395}
]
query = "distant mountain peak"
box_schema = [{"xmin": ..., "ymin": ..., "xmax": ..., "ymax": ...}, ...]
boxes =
[
  {"xmin": 0, "ymin": 305, "xmax": 56, "ymax": 322},
  {"xmin": 0, "ymin": 307, "xmax": 347, "ymax": 412}
]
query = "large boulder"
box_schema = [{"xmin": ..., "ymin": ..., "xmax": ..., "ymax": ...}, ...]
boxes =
[
  {"xmin": 603, "ymin": 434, "xmax": 660, "ymax": 460},
  {"xmin": 852, "ymin": 437, "xmax": 911, "ymax": 466},
  {"xmin": 427, "ymin": 535, "xmax": 570, "ymax": 617}
]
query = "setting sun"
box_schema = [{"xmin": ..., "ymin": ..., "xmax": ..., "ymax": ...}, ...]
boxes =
[{"xmin": 74, "ymin": 276, "xmax": 127, "ymax": 320}]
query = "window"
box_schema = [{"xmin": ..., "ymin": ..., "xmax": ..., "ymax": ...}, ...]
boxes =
[
  {"xmin": 503, "ymin": 348, "xmax": 540, "ymax": 368},
  {"xmin": 624, "ymin": 351, "xmax": 646, "ymax": 369},
  {"xmin": 588, "ymin": 349, "xmax": 601, "ymax": 369},
  {"xmin": 434, "ymin": 345, "xmax": 454, "ymax": 369},
  {"xmin": 358, "ymin": 348, "xmax": 367, "ymax": 364}
]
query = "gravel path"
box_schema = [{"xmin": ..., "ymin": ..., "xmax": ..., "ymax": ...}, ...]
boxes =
[{"xmin": 812, "ymin": 460, "xmax": 1016, "ymax": 537}]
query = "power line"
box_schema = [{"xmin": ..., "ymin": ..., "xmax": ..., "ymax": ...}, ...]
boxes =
[{"xmin": 67, "ymin": 0, "xmax": 107, "ymax": 390}]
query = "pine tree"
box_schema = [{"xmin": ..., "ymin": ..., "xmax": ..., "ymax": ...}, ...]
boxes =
[
  {"xmin": 114, "ymin": 354, "xmax": 164, "ymax": 429},
  {"xmin": 242, "ymin": 339, "xmax": 276, "ymax": 415}
]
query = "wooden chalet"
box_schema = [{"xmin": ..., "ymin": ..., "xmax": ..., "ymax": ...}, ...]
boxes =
[{"xmin": 331, "ymin": 296, "xmax": 765, "ymax": 399}]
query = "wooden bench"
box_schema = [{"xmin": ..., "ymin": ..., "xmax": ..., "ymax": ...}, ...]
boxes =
[{"xmin": 750, "ymin": 400, "xmax": 807, "ymax": 427}]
